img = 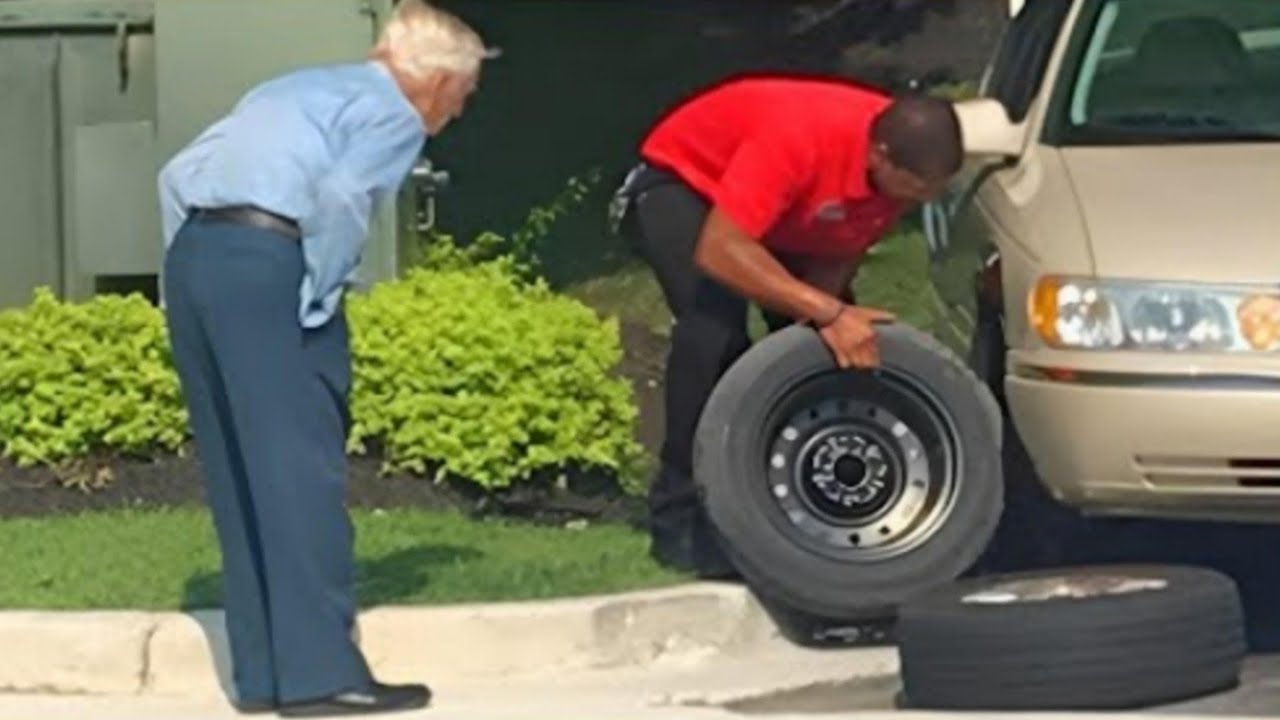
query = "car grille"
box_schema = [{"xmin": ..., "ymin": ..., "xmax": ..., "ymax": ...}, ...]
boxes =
[{"xmin": 1135, "ymin": 455, "xmax": 1280, "ymax": 490}]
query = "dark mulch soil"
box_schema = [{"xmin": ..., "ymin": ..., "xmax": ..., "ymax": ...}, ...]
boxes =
[
  {"xmin": 0, "ymin": 321, "xmax": 672, "ymax": 528},
  {"xmin": 618, "ymin": 320, "xmax": 668, "ymax": 460}
]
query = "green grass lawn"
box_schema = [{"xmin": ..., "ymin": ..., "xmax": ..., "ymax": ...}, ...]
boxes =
[
  {"xmin": 855, "ymin": 228, "xmax": 946, "ymax": 334},
  {"xmin": 0, "ymin": 508, "xmax": 683, "ymax": 611}
]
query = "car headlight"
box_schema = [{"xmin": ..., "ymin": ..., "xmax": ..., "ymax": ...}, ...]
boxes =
[{"xmin": 1030, "ymin": 275, "xmax": 1280, "ymax": 352}]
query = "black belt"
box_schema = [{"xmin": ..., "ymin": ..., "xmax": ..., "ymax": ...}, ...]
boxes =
[
  {"xmin": 607, "ymin": 162, "xmax": 685, "ymax": 235},
  {"xmin": 190, "ymin": 205, "xmax": 301, "ymax": 240}
]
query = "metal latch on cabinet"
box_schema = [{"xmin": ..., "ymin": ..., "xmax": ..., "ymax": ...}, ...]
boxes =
[
  {"xmin": 410, "ymin": 158, "xmax": 450, "ymax": 233},
  {"xmin": 116, "ymin": 20, "xmax": 130, "ymax": 92}
]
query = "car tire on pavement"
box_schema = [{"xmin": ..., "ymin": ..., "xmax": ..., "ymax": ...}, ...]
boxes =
[
  {"xmin": 897, "ymin": 564, "xmax": 1247, "ymax": 711},
  {"xmin": 692, "ymin": 323, "xmax": 1004, "ymax": 620}
]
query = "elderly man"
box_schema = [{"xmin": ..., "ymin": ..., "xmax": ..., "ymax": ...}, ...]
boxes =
[
  {"xmin": 157, "ymin": 2, "xmax": 494, "ymax": 715},
  {"xmin": 613, "ymin": 75, "xmax": 964, "ymax": 579}
]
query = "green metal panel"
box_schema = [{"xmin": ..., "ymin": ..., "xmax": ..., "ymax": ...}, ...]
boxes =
[
  {"xmin": 0, "ymin": 0, "xmax": 409, "ymax": 312},
  {"xmin": 154, "ymin": 0, "xmax": 403, "ymax": 289},
  {"xmin": 72, "ymin": 121, "xmax": 160, "ymax": 277},
  {"xmin": 0, "ymin": 0, "xmax": 153, "ymax": 30},
  {"xmin": 56, "ymin": 30, "xmax": 159, "ymax": 300},
  {"xmin": 154, "ymin": 0, "xmax": 375, "ymax": 161},
  {"xmin": 0, "ymin": 37, "xmax": 62, "ymax": 309}
]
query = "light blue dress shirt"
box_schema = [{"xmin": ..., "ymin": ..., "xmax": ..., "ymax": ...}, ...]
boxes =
[{"xmin": 158, "ymin": 61, "xmax": 427, "ymax": 328}]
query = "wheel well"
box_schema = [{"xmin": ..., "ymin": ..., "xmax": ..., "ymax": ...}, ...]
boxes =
[
  {"xmin": 974, "ymin": 250, "xmax": 1004, "ymax": 315},
  {"xmin": 968, "ymin": 249, "xmax": 1008, "ymax": 410}
]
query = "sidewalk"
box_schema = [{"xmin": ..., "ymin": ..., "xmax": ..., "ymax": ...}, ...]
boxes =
[
  {"xmin": 0, "ymin": 580, "xmax": 1271, "ymax": 718},
  {"xmin": 0, "ymin": 650, "xmax": 1273, "ymax": 720},
  {"xmin": 0, "ymin": 582, "xmax": 780, "ymax": 697}
]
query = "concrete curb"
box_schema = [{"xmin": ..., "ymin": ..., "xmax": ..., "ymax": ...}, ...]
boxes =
[{"xmin": 0, "ymin": 582, "xmax": 795, "ymax": 698}]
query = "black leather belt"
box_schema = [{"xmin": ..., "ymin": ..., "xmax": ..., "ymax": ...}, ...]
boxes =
[
  {"xmin": 190, "ymin": 205, "xmax": 301, "ymax": 240},
  {"xmin": 608, "ymin": 162, "xmax": 685, "ymax": 236}
]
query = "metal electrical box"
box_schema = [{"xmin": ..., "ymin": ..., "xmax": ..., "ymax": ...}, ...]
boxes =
[{"xmin": 0, "ymin": 0, "xmax": 401, "ymax": 311}]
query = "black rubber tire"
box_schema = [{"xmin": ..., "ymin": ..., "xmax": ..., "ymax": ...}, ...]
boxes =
[
  {"xmin": 692, "ymin": 322, "xmax": 1004, "ymax": 620},
  {"xmin": 898, "ymin": 564, "xmax": 1247, "ymax": 711}
]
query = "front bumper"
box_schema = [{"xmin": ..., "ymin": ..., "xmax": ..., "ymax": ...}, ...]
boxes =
[{"xmin": 1005, "ymin": 351, "xmax": 1280, "ymax": 523}]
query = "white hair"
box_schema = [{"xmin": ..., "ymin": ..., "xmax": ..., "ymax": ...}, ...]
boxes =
[{"xmin": 374, "ymin": 1, "xmax": 497, "ymax": 78}]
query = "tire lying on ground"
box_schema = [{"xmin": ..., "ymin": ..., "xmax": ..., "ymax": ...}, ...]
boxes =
[
  {"xmin": 692, "ymin": 323, "xmax": 1003, "ymax": 620},
  {"xmin": 897, "ymin": 564, "xmax": 1247, "ymax": 711}
]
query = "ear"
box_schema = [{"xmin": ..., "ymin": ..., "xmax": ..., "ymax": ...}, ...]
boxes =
[
  {"xmin": 865, "ymin": 142, "xmax": 889, "ymax": 174},
  {"xmin": 421, "ymin": 69, "xmax": 450, "ymax": 96}
]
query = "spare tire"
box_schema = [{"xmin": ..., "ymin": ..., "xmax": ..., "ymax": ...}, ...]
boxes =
[
  {"xmin": 897, "ymin": 564, "xmax": 1246, "ymax": 710},
  {"xmin": 692, "ymin": 323, "xmax": 1003, "ymax": 620}
]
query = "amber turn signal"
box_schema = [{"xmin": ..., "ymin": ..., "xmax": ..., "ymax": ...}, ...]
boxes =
[
  {"xmin": 1237, "ymin": 294, "xmax": 1280, "ymax": 351},
  {"xmin": 1029, "ymin": 275, "xmax": 1064, "ymax": 347}
]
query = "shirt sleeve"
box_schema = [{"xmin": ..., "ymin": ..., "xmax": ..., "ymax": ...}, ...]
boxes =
[
  {"xmin": 296, "ymin": 93, "xmax": 426, "ymax": 326},
  {"xmin": 157, "ymin": 160, "xmax": 188, "ymax": 249},
  {"xmin": 710, "ymin": 126, "xmax": 816, "ymax": 240}
]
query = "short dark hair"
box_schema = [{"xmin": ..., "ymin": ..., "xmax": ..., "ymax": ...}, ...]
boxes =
[{"xmin": 871, "ymin": 94, "xmax": 963, "ymax": 179}]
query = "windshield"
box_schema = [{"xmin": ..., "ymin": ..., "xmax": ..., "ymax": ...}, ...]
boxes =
[{"xmin": 1058, "ymin": 0, "xmax": 1280, "ymax": 144}]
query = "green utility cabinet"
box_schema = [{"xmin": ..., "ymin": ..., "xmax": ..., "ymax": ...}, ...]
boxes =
[{"xmin": 0, "ymin": 0, "xmax": 410, "ymax": 312}]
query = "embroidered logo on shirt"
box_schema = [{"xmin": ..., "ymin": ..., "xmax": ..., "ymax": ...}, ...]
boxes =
[{"xmin": 814, "ymin": 201, "xmax": 847, "ymax": 223}]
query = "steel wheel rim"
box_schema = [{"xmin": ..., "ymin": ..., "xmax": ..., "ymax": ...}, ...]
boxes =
[{"xmin": 759, "ymin": 367, "xmax": 961, "ymax": 562}]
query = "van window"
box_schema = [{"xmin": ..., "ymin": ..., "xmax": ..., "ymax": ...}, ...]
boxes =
[
  {"xmin": 1058, "ymin": 0, "xmax": 1280, "ymax": 143},
  {"xmin": 984, "ymin": 0, "xmax": 1073, "ymax": 122}
]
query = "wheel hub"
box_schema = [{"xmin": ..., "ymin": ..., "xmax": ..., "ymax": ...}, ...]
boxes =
[
  {"xmin": 804, "ymin": 430, "xmax": 896, "ymax": 518},
  {"xmin": 766, "ymin": 391, "xmax": 945, "ymax": 560}
]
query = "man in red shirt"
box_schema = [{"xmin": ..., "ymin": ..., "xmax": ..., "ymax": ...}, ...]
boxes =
[{"xmin": 612, "ymin": 74, "xmax": 964, "ymax": 578}]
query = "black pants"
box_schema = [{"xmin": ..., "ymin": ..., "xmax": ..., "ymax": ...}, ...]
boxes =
[
  {"xmin": 619, "ymin": 166, "xmax": 791, "ymax": 569},
  {"xmin": 163, "ymin": 218, "xmax": 371, "ymax": 705}
]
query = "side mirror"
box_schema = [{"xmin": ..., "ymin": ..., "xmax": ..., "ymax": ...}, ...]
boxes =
[{"xmin": 953, "ymin": 98, "xmax": 1028, "ymax": 160}]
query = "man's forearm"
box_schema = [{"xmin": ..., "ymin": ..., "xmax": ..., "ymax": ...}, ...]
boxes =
[{"xmin": 693, "ymin": 208, "xmax": 843, "ymax": 324}]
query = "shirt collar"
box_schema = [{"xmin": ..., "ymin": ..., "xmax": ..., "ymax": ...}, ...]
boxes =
[
  {"xmin": 844, "ymin": 123, "xmax": 877, "ymax": 199},
  {"xmin": 846, "ymin": 141, "xmax": 902, "ymax": 211},
  {"xmin": 846, "ymin": 162, "xmax": 871, "ymax": 198},
  {"xmin": 368, "ymin": 60, "xmax": 430, "ymax": 135},
  {"xmin": 368, "ymin": 59, "xmax": 398, "ymax": 89}
]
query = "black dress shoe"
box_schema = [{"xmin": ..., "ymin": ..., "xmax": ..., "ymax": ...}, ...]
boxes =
[
  {"xmin": 649, "ymin": 505, "xmax": 741, "ymax": 581},
  {"xmin": 650, "ymin": 533, "xmax": 741, "ymax": 580},
  {"xmin": 231, "ymin": 698, "xmax": 277, "ymax": 714},
  {"xmin": 278, "ymin": 682, "xmax": 431, "ymax": 717}
]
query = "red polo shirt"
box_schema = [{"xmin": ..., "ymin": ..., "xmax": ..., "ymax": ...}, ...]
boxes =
[{"xmin": 640, "ymin": 75, "xmax": 902, "ymax": 257}]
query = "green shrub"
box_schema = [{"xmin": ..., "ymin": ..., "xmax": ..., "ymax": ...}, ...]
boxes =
[
  {"xmin": 346, "ymin": 255, "xmax": 644, "ymax": 489},
  {"xmin": 0, "ymin": 247, "xmax": 643, "ymax": 492},
  {"xmin": 404, "ymin": 168, "xmax": 603, "ymax": 279},
  {"xmin": 0, "ymin": 288, "xmax": 188, "ymax": 468},
  {"xmin": 0, "ymin": 170, "xmax": 638, "ymax": 489},
  {"xmin": 927, "ymin": 80, "xmax": 980, "ymax": 101},
  {"xmin": 411, "ymin": 229, "xmax": 521, "ymax": 275}
]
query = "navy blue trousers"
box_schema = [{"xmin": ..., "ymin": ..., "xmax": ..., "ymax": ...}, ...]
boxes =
[{"xmin": 162, "ymin": 218, "xmax": 371, "ymax": 704}]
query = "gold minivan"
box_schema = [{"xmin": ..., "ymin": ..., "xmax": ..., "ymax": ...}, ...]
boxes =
[{"xmin": 928, "ymin": 0, "xmax": 1280, "ymax": 523}]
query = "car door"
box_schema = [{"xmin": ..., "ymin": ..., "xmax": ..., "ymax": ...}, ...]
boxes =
[{"xmin": 924, "ymin": 0, "xmax": 1075, "ymax": 358}]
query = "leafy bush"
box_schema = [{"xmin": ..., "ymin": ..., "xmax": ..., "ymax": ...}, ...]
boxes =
[
  {"xmin": 0, "ymin": 261, "xmax": 643, "ymax": 492},
  {"xmin": 0, "ymin": 170, "xmax": 643, "ymax": 492},
  {"xmin": 0, "ymin": 288, "xmax": 188, "ymax": 468},
  {"xmin": 926, "ymin": 80, "xmax": 980, "ymax": 101},
  {"xmin": 405, "ymin": 168, "xmax": 603, "ymax": 279},
  {"xmin": 346, "ymin": 254, "xmax": 643, "ymax": 489}
]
